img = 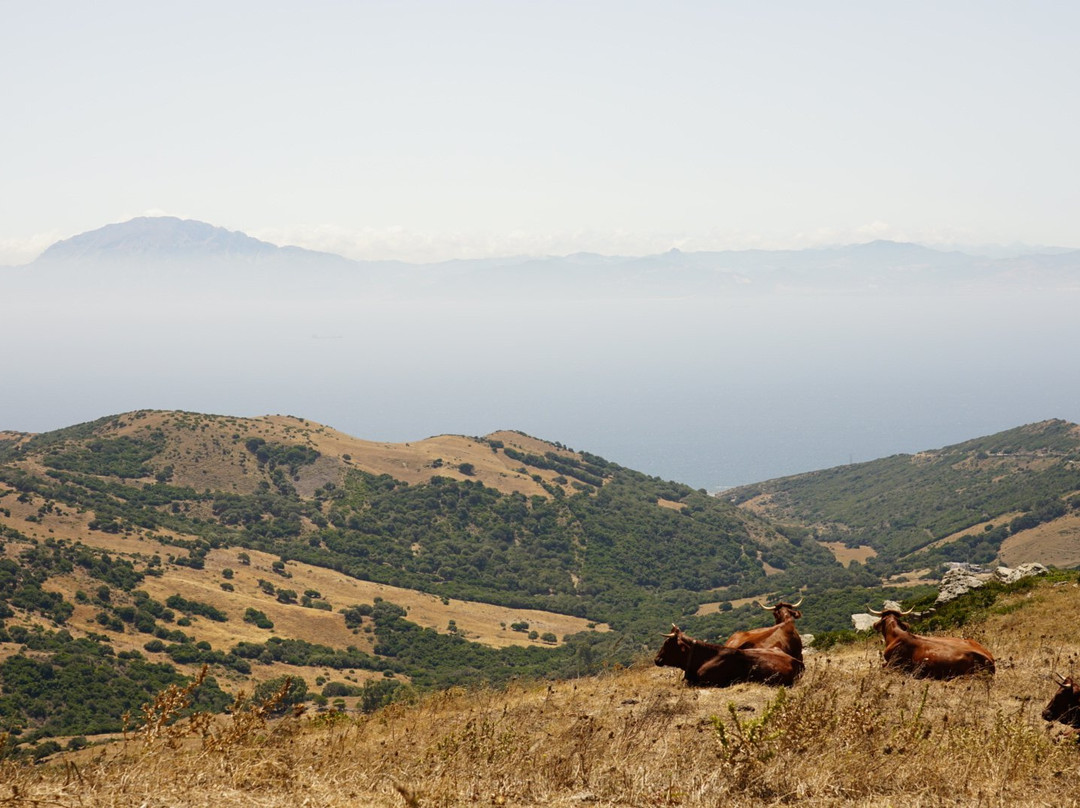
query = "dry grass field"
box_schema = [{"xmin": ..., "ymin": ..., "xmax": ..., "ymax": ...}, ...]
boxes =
[
  {"xmin": 0, "ymin": 533, "xmax": 602, "ymax": 700},
  {"xmin": 7, "ymin": 578, "xmax": 1080, "ymax": 807},
  {"xmin": 820, "ymin": 540, "xmax": 878, "ymax": 565},
  {"xmin": 1001, "ymin": 513, "xmax": 1080, "ymax": 569}
]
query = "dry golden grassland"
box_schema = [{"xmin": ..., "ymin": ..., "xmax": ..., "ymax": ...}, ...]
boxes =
[
  {"xmin": 820, "ymin": 540, "xmax": 878, "ymax": 565},
  {"xmin": 0, "ymin": 530, "xmax": 601, "ymax": 698},
  {"xmin": 8, "ymin": 580, "xmax": 1080, "ymax": 807},
  {"xmin": 1001, "ymin": 513, "xmax": 1080, "ymax": 568}
]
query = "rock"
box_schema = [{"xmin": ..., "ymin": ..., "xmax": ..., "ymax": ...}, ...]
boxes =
[
  {"xmin": 935, "ymin": 563, "xmax": 992, "ymax": 604},
  {"xmin": 851, "ymin": 613, "xmax": 877, "ymax": 632},
  {"xmin": 995, "ymin": 562, "xmax": 1049, "ymax": 584}
]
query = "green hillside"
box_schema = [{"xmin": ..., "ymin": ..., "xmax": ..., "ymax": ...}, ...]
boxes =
[
  {"xmin": 726, "ymin": 419, "xmax": 1080, "ymax": 576},
  {"xmin": 0, "ymin": 411, "xmax": 834, "ymax": 627}
]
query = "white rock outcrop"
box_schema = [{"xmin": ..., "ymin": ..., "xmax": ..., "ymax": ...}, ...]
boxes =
[
  {"xmin": 850, "ymin": 561, "xmax": 1049, "ymax": 630},
  {"xmin": 851, "ymin": 600, "xmax": 903, "ymax": 631},
  {"xmin": 995, "ymin": 562, "xmax": 1049, "ymax": 584},
  {"xmin": 935, "ymin": 563, "xmax": 991, "ymax": 604},
  {"xmin": 851, "ymin": 613, "xmax": 877, "ymax": 632}
]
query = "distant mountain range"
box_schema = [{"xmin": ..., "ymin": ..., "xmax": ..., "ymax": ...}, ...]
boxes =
[
  {"xmin": 7, "ymin": 216, "xmax": 1080, "ymax": 299},
  {"xmin": 37, "ymin": 216, "xmax": 338, "ymax": 263}
]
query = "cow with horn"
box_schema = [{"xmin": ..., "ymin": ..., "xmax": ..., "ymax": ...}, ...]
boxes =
[
  {"xmin": 724, "ymin": 597, "xmax": 804, "ymax": 662},
  {"xmin": 655, "ymin": 624, "xmax": 803, "ymax": 687},
  {"xmin": 1043, "ymin": 674, "xmax": 1080, "ymax": 730},
  {"xmin": 868, "ymin": 605, "xmax": 995, "ymax": 679}
]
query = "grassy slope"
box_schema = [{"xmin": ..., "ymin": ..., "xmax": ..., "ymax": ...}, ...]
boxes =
[
  {"xmin": 1, "ymin": 409, "xmax": 817, "ymax": 741},
  {"xmin": 728, "ymin": 419, "xmax": 1080, "ymax": 573},
  {"xmin": 11, "ymin": 575, "xmax": 1080, "ymax": 807},
  {"xmin": 0, "ymin": 410, "xmax": 809, "ymax": 620},
  {"xmin": 0, "ymin": 504, "xmax": 602, "ymax": 703}
]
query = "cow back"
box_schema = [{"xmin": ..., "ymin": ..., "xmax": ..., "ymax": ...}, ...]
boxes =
[
  {"xmin": 694, "ymin": 647, "xmax": 803, "ymax": 687},
  {"xmin": 724, "ymin": 621, "xmax": 803, "ymax": 662},
  {"xmin": 884, "ymin": 634, "xmax": 995, "ymax": 679}
]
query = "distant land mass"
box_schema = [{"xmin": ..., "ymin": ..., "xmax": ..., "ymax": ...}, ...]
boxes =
[
  {"xmin": 7, "ymin": 216, "xmax": 1080, "ymax": 299},
  {"xmin": 36, "ymin": 216, "xmax": 342, "ymax": 264}
]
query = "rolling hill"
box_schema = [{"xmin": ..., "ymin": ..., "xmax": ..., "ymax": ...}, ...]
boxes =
[
  {"xmin": 726, "ymin": 419, "xmax": 1080, "ymax": 578},
  {"xmin": 0, "ymin": 409, "xmax": 831, "ymax": 749}
]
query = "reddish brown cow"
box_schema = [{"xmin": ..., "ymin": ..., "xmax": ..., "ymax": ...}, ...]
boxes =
[
  {"xmin": 655, "ymin": 625, "xmax": 803, "ymax": 687},
  {"xmin": 725, "ymin": 598, "xmax": 804, "ymax": 661},
  {"xmin": 1043, "ymin": 674, "xmax": 1080, "ymax": 729},
  {"xmin": 869, "ymin": 606, "xmax": 995, "ymax": 679}
]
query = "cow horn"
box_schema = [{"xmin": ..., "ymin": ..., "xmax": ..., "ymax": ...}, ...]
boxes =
[
  {"xmin": 790, "ymin": 597, "xmax": 804, "ymax": 608},
  {"xmin": 867, "ymin": 605, "xmax": 882, "ymax": 615},
  {"xmin": 1053, "ymin": 672, "xmax": 1069, "ymax": 685},
  {"xmin": 759, "ymin": 601, "xmax": 775, "ymax": 610}
]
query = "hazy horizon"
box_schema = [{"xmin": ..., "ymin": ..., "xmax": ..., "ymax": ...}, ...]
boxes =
[
  {"xmin": 5, "ymin": 3, "xmax": 1078, "ymax": 488},
  {"xmin": 6, "ymin": 276, "xmax": 1078, "ymax": 489},
  {"xmin": 3, "ymin": 3, "xmax": 1079, "ymax": 265}
]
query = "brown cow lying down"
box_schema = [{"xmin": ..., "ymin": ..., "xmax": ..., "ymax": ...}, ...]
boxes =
[
  {"xmin": 655, "ymin": 625, "xmax": 803, "ymax": 687},
  {"xmin": 725, "ymin": 598, "xmax": 804, "ymax": 662},
  {"xmin": 869, "ymin": 606, "xmax": 995, "ymax": 679},
  {"xmin": 1043, "ymin": 674, "xmax": 1080, "ymax": 729}
]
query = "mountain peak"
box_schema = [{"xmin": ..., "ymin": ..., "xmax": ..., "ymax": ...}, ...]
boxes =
[{"xmin": 37, "ymin": 217, "xmax": 288, "ymax": 263}]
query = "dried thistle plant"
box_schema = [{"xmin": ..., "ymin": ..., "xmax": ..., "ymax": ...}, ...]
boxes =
[{"xmin": 130, "ymin": 664, "xmax": 210, "ymax": 748}]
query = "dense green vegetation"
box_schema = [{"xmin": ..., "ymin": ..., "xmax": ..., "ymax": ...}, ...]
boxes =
[
  {"xmin": 43, "ymin": 433, "xmax": 167, "ymax": 479},
  {"xmin": 727, "ymin": 420, "xmax": 1080, "ymax": 575},
  {"xmin": 0, "ymin": 625, "xmax": 231, "ymax": 752},
  {"xmin": 243, "ymin": 437, "xmax": 320, "ymax": 474}
]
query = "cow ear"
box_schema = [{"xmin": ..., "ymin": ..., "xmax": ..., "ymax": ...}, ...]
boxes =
[{"xmin": 737, "ymin": 641, "xmax": 756, "ymax": 651}]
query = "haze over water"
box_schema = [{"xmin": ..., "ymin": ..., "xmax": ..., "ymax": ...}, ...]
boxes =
[{"xmin": 6, "ymin": 274, "xmax": 1077, "ymax": 489}]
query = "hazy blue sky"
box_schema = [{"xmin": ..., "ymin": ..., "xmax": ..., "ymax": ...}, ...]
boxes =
[{"xmin": 3, "ymin": 1, "xmax": 1078, "ymax": 264}]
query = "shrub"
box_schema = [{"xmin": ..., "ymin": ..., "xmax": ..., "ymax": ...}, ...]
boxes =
[{"xmin": 243, "ymin": 608, "xmax": 274, "ymax": 630}]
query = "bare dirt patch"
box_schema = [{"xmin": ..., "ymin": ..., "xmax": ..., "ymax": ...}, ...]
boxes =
[
  {"xmin": 819, "ymin": 540, "xmax": 877, "ymax": 565},
  {"xmin": 884, "ymin": 568, "xmax": 937, "ymax": 588},
  {"xmin": 694, "ymin": 594, "xmax": 768, "ymax": 616},
  {"xmin": 1000, "ymin": 512, "xmax": 1080, "ymax": 568}
]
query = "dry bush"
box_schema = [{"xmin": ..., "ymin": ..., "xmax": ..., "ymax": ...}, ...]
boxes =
[{"xmin": 5, "ymin": 581, "xmax": 1080, "ymax": 807}]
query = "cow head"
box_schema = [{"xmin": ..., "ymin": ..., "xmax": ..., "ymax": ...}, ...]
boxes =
[
  {"xmin": 867, "ymin": 605, "xmax": 916, "ymax": 634},
  {"xmin": 655, "ymin": 624, "xmax": 692, "ymax": 668},
  {"xmin": 759, "ymin": 597, "xmax": 803, "ymax": 623},
  {"xmin": 1043, "ymin": 674, "xmax": 1080, "ymax": 725}
]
